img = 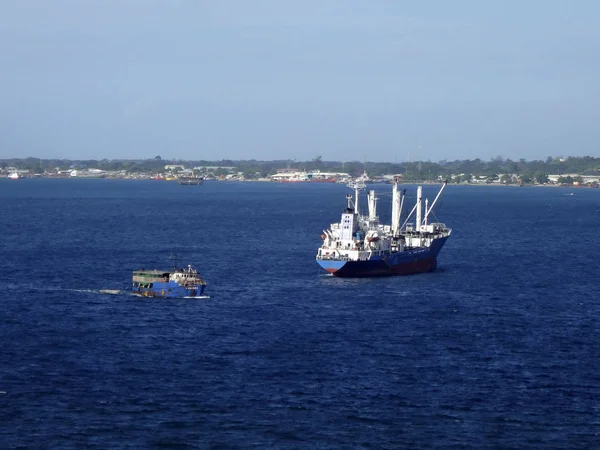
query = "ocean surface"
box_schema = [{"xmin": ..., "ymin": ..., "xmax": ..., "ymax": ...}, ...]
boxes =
[{"xmin": 1, "ymin": 179, "xmax": 599, "ymax": 449}]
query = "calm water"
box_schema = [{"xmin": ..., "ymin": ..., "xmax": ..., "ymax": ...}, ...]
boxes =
[{"xmin": 1, "ymin": 179, "xmax": 599, "ymax": 449}]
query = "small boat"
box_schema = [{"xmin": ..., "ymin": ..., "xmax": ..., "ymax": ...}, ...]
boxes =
[
  {"xmin": 280, "ymin": 173, "xmax": 309, "ymax": 183},
  {"xmin": 309, "ymin": 176, "xmax": 337, "ymax": 183},
  {"xmin": 178, "ymin": 176, "xmax": 204, "ymax": 185},
  {"xmin": 132, "ymin": 264, "xmax": 207, "ymax": 297}
]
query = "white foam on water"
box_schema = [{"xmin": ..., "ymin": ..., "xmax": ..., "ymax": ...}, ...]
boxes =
[{"xmin": 130, "ymin": 292, "xmax": 210, "ymax": 299}]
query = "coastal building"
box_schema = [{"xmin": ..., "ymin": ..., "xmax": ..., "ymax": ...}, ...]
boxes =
[
  {"xmin": 70, "ymin": 169, "xmax": 105, "ymax": 178},
  {"xmin": 193, "ymin": 166, "xmax": 235, "ymax": 171},
  {"xmin": 548, "ymin": 174, "xmax": 600, "ymax": 184},
  {"xmin": 269, "ymin": 170, "xmax": 350, "ymax": 182}
]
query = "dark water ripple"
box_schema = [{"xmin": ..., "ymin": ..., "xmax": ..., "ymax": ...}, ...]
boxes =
[{"xmin": 1, "ymin": 180, "xmax": 599, "ymax": 448}]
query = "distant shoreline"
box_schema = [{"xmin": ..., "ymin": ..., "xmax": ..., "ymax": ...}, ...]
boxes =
[{"xmin": 2, "ymin": 176, "xmax": 597, "ymax": 189}]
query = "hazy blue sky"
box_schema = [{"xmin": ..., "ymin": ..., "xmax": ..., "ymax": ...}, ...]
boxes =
[{"xmin": 1, "ymin": 0, "xmax": 599, "ymax": 162}]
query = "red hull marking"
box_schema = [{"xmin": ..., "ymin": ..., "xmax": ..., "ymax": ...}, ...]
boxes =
[{"xmin": 326, "ymin": 268, "xmax": 338, "ymax": 274}]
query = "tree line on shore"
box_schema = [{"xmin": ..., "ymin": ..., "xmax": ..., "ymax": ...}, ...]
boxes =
[{"xmin": 2, "ymin": 155, "xmax": 599, "ymax": 183}]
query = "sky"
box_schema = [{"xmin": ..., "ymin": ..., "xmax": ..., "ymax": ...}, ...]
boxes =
[{"xmin": 1, "ymin": 0, "xmax": 599, "ymax": 162}]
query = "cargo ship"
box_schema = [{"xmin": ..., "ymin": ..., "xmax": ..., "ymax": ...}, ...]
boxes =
[
  {"xmin": 132, "ymin": 264, "xmax": 207, "ymax": 297},
  {"xmin": 316, "ymin": 181, "xmax": 451, "ymax": 277}
]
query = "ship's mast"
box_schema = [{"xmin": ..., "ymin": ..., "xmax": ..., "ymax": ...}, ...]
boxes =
[
  {"xmin": 398, "ymin": 189, "xmax": 405, "ymax": 234},
  {"xmin": 368, "ymin": 190, "xmax": 378, "ymax": 220},
  {"xmin": 348, "ymin": 179, "xmax": 366, "ymax": 217},
  {"xmin": 391, "ymin": 183, "xmax": 398, "ymax": 234},
  {"xmin": 391, "ymin": 183, "xmax": 403, "ymax": 236},
  {"xmin": 415, "ymin": 186, "xmax": 423, "ymax": 231}
]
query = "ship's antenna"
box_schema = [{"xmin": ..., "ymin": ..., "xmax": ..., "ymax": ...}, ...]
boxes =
[{"xmin": 168, "ymin": 249, "xmax": 181, "ymax": 268}]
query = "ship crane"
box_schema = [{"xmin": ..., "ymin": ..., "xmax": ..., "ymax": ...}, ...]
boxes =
[
  {"xmin": 391, "ymin": 183, "xmax": 405, "ymax": 237},
  {"xmin": 400, "ymin": 181, "xmax": 448, "ymax": 232}
]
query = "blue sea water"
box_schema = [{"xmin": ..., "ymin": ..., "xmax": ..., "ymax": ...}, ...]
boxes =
[{"xmin": 1, "ymin": 179, "xmax": 599, "ymax": 449}]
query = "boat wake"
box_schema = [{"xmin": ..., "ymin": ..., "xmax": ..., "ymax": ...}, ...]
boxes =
[
  {"xmin": 5, "ymin": 285, "xmax": 127, "ymax": 295},
  {"xmin": 131, "ymin": 293, "xmax": 211, "ymax": 299},
  {"xmin": 68, "ymin": 288, "xmax": 127, "ymax": 295},
  {"xmin": 3, "ymin": 284, "xmax": 210, "ymax": 299}
]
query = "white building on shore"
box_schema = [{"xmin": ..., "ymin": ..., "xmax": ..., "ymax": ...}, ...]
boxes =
[{"xmin": 548, "ymin": 174, "xmax": 600, "ymax": 184}]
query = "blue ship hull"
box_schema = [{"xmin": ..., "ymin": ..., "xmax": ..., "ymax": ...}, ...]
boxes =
[
  {"xmin": 317, "ymin": 236, "xmax": 449, "ymax": 277},
  {"xmin": 132, "ymin": 281, "xmax": 206, "ymax": 298}
]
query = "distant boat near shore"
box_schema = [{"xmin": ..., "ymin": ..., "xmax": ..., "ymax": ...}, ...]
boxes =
[{"xmin": 178, "ymin": 176, "xmax": 204, "ymax": 185}]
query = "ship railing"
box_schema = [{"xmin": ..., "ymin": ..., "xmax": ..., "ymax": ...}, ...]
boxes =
[
  {"xmin": 317, "ymin": 255, "xmax": 348, "ymax": 261},
  {"xmin": 317, "ymin": 254, "xmax": 363, "ymax": 262}
]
